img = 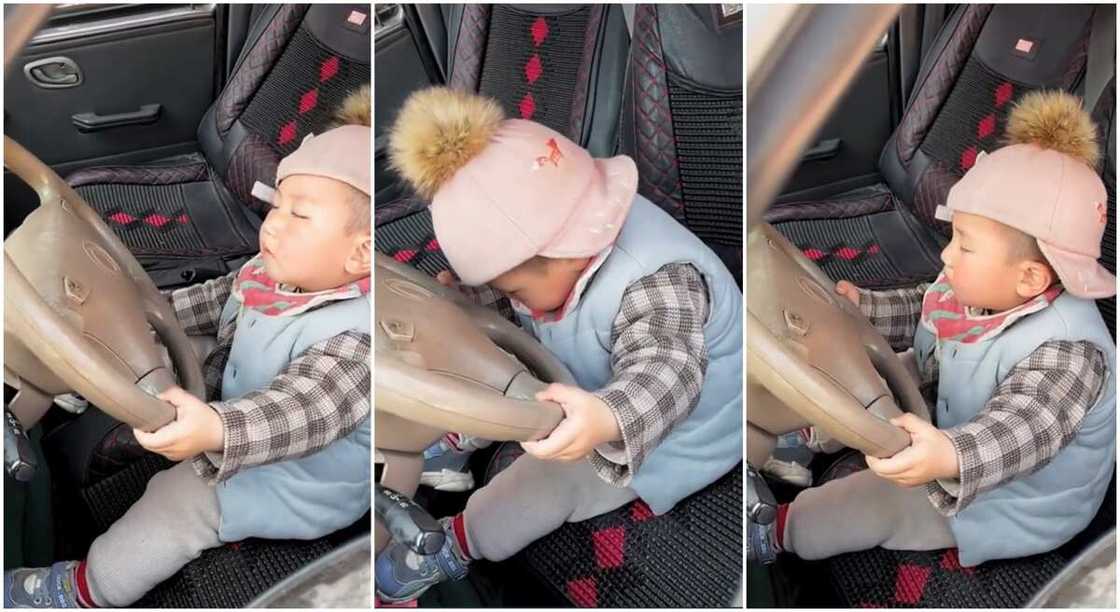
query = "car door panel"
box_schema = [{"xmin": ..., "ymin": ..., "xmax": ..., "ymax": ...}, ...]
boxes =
[{"xmin": 4, "ymin": 6, "xmax": 216, "ymax": 171}]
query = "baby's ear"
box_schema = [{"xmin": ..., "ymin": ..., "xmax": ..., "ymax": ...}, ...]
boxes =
[
  {"xmin": 345, "ymin": 233, "xmax": 371, "ymax": 276},
  {"xmin": 1017, "ymin": 259, "xmax": 1055, "ymax": 299}
]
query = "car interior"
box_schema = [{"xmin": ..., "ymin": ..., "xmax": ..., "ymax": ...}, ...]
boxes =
[
  {"xmin": 747, "ymin": 4, "xmax": 1117, "ymax": 608},
  {"xmin": 373, "ymin": 3, "xmax": 743, "ymax": 607},
  {"xmin": 4, "ymin": 4, "xmax": 371, "ymax": 607}
]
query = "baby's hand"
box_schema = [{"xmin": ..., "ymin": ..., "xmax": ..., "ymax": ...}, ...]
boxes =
[
  {"xmin": 834, "ymin": 280, "xmax": 862, "ymax": 307},
  {"xmin": 133, "ymin": 386, "xmax": 224, "ymax": 461},
  {"xmin": 521, "ymin": 384, "xmax": 621, "ymax": 462},
  {"xmin": 865, "ymin": 414, "xmax": 959, "ymax": 488}
]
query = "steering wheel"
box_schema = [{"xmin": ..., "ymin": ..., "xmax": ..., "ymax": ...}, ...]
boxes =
[
  {"xmin": 374, "ymin": 253, "xmax": 572, "ymax": 450},
  {"xmin": 3, "ymin": 6, "xmax": 205, "ymax": 431},
  {"xmin": 746, "ymin": 224, "xmax": 929, "ymax": 458}
]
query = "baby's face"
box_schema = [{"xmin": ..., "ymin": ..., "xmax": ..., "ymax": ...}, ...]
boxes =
[
  {"xmin": 939, "ymin": 212, "xmax": 1037, "ymax": 311},
  {"xmin": 259, "ymin": 174, "xmax": 369, "ymax": 291},
  {"xmin": 489, "ymin": 258, "xmax": 586, "ymax": 313}
]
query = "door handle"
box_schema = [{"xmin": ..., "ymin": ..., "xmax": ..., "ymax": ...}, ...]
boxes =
[
  {"xmin": 24, "ymin": 56, "xmax": 83, "ymax": 89},
  {"xmin": 71, "ymin": 104, "xmax": 161, "ymax": 133}
]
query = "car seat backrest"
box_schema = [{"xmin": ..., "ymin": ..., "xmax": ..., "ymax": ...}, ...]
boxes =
[
  {"xmin": 621, "ymin": 4, "xmax": 743, "ymax": 282},
  {"xmin": 880, "ymin": 4, "xmax": 1096, "ymax": 236},
  {"xmin": 198, "ymin": 3, "xmax": 371, "ymax": 213},
  {"xmin": 444, "ymin": 4, "xmax": 628, "ymax": 157}
]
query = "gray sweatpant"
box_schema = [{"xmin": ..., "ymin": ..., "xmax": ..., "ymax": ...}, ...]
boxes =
[
  {"xmin": 784, "ymin": 469, "xmax": 956, "ymax": 560},
  {"xmin": 462, "ymin": 454, "xmax": 639, "ymax": 561},
  {"xmin": 85, "ymin": 461, "xmax": 221, "ymax": 607}
]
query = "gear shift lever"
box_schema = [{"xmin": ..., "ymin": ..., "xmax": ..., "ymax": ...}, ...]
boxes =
[
  {"xmin": 5, "ymin": 408, "xmax": 37, "ymax": 482},
  {"xmin": 375, "ymin": 484, "xmax": 446, "ymax": 555}
]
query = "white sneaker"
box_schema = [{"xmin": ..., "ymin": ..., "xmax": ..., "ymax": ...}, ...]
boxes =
[
  {"xmin": 53, "ymin": 394, "xmax": 88, "ymax": 415},
  {"xmin": 419, "ymin": 433, "xmax": 492, "ymax": 492},
  {"xmin": 419, "ymin": 468, "xmax": 476, "ymax": 492},
  {"xmin": 761, "ymin": 456, "xmax": 812, "ymax": 487}
]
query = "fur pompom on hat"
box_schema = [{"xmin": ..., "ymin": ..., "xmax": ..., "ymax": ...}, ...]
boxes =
[
  {"xmin": 1005, "ymin": 90, "xmax": 1099, "ymax": 168},
  {"xmin": 333, "ymin": 84, "xmax": 371, "ymax": 128},
  {"xmin": 388, "ymin": 86, "xmax": 505, "ymax": 200}
]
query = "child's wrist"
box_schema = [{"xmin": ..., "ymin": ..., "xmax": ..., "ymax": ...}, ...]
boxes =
[
  {"xmin": 205, "ymin": 405, "xmax": 225, "ymax": 453},
  {"xmin": 936, "ymin": 430, "xmax": 960, "ymax": 480}
]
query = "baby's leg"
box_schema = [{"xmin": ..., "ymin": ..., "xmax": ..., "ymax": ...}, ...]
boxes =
[
  {"xmin": 784, "ymin": 469, "xmax": 955, "ymax": 560},
  {"xmin": 85, "ymin": 461, "xmax": 221, "ymax": 606},
  {"xmin": 462, "ymin": 454, "xmax": 638, "ymax": 562}
]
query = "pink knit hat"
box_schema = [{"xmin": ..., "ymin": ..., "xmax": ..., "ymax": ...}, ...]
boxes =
[
  {"xmin": 388, "ymin": 87, "xmax": 638, "ymax": 285},
  {"xmin": 276, "ymin": 124, "xmax": 371, "ymax": 195},
  {"xmin": 937, "ymin": 91, "xmax": 1114, "ymax": 299}
]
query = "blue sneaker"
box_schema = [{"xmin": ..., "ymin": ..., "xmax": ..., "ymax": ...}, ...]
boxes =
[
  {"xmin": 375, "ymin": 518, "xmax": 469, "ymax": 602},
  {"xmin": 4, "ymin": 561, "xmax": 81, "ymax": 608},
  {"xmin": 420, "ymin": 434, "xmax": 491, "ymax": 492}
]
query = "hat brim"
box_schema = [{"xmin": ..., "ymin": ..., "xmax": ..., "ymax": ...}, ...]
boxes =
[
  {"xmin": 1038, "ymin": 239, "xmax": 1117, "ymax": 299},
  {"xmin": 538, "ymin": 155, "xmax": 638, "ymax": 258}
]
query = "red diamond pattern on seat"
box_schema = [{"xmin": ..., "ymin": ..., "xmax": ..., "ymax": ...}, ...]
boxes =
[
  {"xmin": 977, "ymin": 113, "xmax": 995, "ymax": 139},
  {"xmin": 105, "ymin": 208, "xmax": 190, "ymax": 230},
  {"xmin": 802, "ymin": 244, "xmax": 883, "ymax": 263},
  {"xmin": 299, "ymin": 89, "xmax": 318, "ymax": 114},
  {"xmin": 144, "ymin": 214, "xmax": 170, "ymax": 228},
  {"xmin": 525, "ymin": 54, "xmax": 543, "ymax": 84},
  {"xmin": 393, "ymin": 249, "xmax": 416, "ymax": 263},
  {"xmin": 995, "ymin": 81, "xmax": 1014, "ymax": 106},
  {"xmin": 531, "ymin": 17, "xmax": 549, "ymax": 47},
  {"xmin": 960, "ymin": 145, "xmax": 978, "ymax": 171},
  {"xmin": 277, "ymin": 121, "xmax": 297, "ymax": 146},
  {"xmin": 520, "ymin": 92, "xmax": 537, "ymax": 119},
  {"xmin": 320, "ymin": 56, "xmax": 340, "ymax": 82}
]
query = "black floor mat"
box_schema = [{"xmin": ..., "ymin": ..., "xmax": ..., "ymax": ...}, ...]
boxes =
[
  {"xmin": 826, "ymin": 471, "xmax": 1116, "ymax": 607},
  {"xmin": 137, "ymin": 537, "xmax": 337, "ymax": 608},
  {"xmin": 828, "ymin": 546, "xmax": 1067, "ymax": 608},
  {"xmin": 520, "ymin": 466, "xmax": 742, "ymax": 607}
]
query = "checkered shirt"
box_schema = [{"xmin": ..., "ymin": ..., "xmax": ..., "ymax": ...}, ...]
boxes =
[
  {"xmin": 167, "ymin": 272, "xmax": 370, "ymax": 483},
  {"xmin": 857, "ymin": 284, "xmax": 1107, "ymax": 514}
]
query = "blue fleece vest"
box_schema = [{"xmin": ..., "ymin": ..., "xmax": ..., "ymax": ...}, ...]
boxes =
[
  {"xmin": 517, "ymin": 195, "xmax": 743, "ymax": 514},
  {"xmin": 913, "ymin": 292, "xmax": 1115, "ymax": 566},
  {"xmin": 213, "ymin": 293, "xmax": 371, "ymax": 542}
]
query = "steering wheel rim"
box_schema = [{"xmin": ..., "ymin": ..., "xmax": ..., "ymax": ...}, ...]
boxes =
[
  {"xmin": 746, "ymin": 223, "xmax": 928, "ymax": 458},
  {"xmin": 374, "ymin": 254, "xmax": 570, "ymax": 445}
]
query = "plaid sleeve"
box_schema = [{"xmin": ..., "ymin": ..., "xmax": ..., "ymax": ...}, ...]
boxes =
[
  {"xmin": 588, "ymin": 263, "xmax": 710, "ymax": 486},
  {"xmin": 927, "ymin": 340, "xmax": 1107, "ymax": 515},
  {"xmin": 855, "ymin": 283, "xmax": 929, "ymax": 349},
  {"xmin": 168, "ymin": 271, "xmax": 237, "ymax": 336},
  {"xmin": 191, "ymin": 330, "xmax": 371, "ymax": 482}
]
